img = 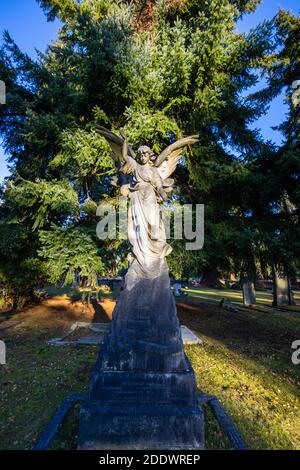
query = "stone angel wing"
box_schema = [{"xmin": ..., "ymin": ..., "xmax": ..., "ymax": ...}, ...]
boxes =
[
  {"xmin": 94, "ymin": 125, "xmax": 137, "ymax": 174},
  {"xmin": 154, "ymin": 136, "xmax": 199, "ymax": 182}
]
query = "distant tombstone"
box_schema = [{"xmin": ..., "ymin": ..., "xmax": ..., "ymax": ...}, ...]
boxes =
[
  {"xmin": 0, "ymin": 80, "xmax": 6, "ymax": 105},
  {"xmin": 0, "ymin": 340, "xmax": 6, "ymax": 365},
  {"xmin": 272, "ymin": 271, "xmax": 292, "ymax": 306},
  {"xmin": 289, "ymin": 288, "xmax": 296, "ymax": 306},
  {"xmin": 219, "ymin": 297, "xmax": 238, "ymax": 313},
  {"xmin": 173, "ymin": 282, "xmax": 182, "ymax": 297},
  {"xmin": 243, "ymin": 281, "xmax": 256, "ymax": 307}
]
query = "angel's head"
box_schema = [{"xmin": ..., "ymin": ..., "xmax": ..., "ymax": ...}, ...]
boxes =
[{"xmin": 137, "ymin": 145, "xmax": 155, "ymax": 165}]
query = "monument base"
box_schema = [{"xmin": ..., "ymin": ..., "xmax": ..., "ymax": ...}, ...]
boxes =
[
  {"xmin": 78, "ymin": 368, "xmax": 204, "ymax": 450},
  {"xmin": 78, "ymin": 259, "xmax": 204, "ymax": 450},
  {"xmin": 78, "ymin": 403, "xmax": 204, "ymax": 450}
]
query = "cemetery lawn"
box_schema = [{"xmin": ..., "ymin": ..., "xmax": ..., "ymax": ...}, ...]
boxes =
[
  {"xmin": 0, "ymin": 291, "xmax": 300, "ymax": 450},
  {"xmin": 184, "ymin": 286, "xmax": 300, "ymax": 311}
]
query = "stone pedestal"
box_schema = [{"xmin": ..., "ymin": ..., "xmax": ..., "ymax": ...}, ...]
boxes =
[
  {"xmin": 78, "ymin": 259, "xmax": 204, "ymax": 449},
  {"xmin": 79, "ymin": 369, "xmax": 203, "ymax": 450}
]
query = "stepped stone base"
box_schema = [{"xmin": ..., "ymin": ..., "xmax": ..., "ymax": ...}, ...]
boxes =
[
  {"xmin": 78, "ymin": 402, "xmax": 204, "ymax": 450},
  {"xmin": 78, "ymin": 367, "xmax": 204, "ymax": 449}
]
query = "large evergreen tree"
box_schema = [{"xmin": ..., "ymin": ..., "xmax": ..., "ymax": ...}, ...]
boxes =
[{"xmin": 0, "ymin": 0, "xmax": 298, "ymax": 305}]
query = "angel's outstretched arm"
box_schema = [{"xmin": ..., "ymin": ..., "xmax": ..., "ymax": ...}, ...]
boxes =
[{"xmin": 120, "ymin": 131, "xmax": 137, "ymax": 174}]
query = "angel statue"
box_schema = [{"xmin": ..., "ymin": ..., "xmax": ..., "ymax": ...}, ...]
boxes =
[
  {"xmin": 95, "ymin": 125, "xmax": 198, "ymax": 276},
  {"xmin": 78, "ymin": 128, "xmax": 204, "ymax": 450}
]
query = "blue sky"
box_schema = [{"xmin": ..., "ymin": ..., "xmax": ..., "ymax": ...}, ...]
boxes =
[{"xmin": 0, "ymin": 0, "xmax": 299, "ymax": 181}]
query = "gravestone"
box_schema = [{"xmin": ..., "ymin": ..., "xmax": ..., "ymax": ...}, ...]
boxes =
[
  {"xmin": 219, "ymin": 297, "xmax": 238, "ymax": 313},
  {"xmin": 272, "ymin": 271, "xmax": 295, "ymax": 307},
  {"xmin": 242, "ymin": 281, "xmax": 256, "ymax": 307},
  {"xmin": 0, "ymin": 80, "xmax": 6, "ymax": 105}
]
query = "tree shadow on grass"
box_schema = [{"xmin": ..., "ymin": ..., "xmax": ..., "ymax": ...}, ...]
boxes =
[
  {"xmin": 177, "ymin": 299, "xmax": 300, "ymax": 353},
  {"xmin": 177, "ymin": 301, "xmax": 300, "ymax": 449},
  {"xmin": 177, "ymin": 300, "xmax": 300, "ymax": 398}
]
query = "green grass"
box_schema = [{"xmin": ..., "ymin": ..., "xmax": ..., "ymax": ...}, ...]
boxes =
[
  {"xmin": 187, "ymin": 341, "xmax": 300, "ymax": 449},
  {"xmin": 0, "ymin": 290, "xmax": 300, "ymax": 450},
  {"xmin": 0, "ymin": 338, "xmax": 98, "ymax": 450},
  {"xmin": 184, "ymin": 286, "xmax": 300, "ymax": 310},
  {"xmin": 178, "ymin": 303, "xmax": 300, "ymax": 450}
]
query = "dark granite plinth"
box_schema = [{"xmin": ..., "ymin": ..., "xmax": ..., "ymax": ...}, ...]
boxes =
[
  {"xmin": 89, "ymin": 368, "xmax": 197, "ymax": 405},
  {"xmin": 78, "ymin": 402, "xmax": 204, "ymax": 450},
  {"xmin": 78, "ymin": 259, "xmax": 204, "ymax": 449}
]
